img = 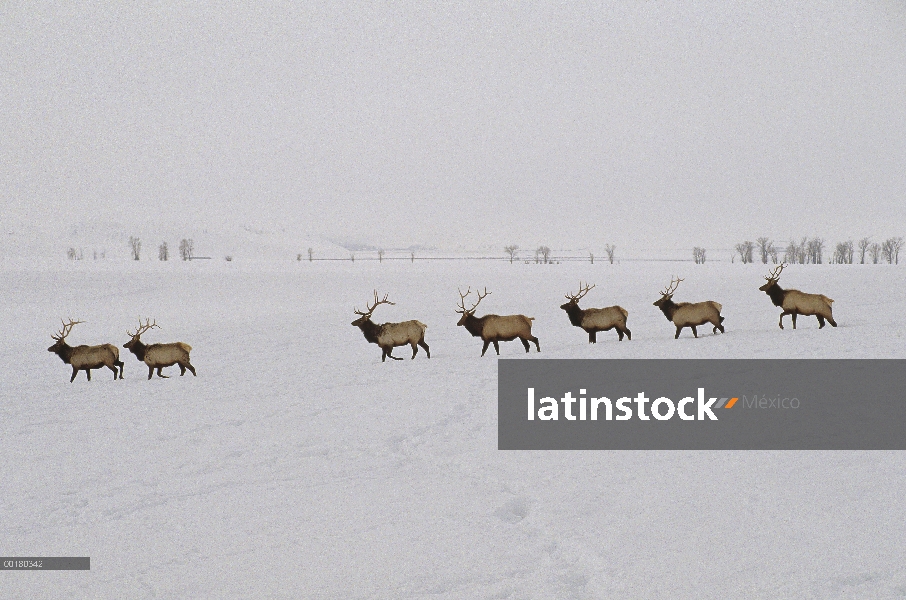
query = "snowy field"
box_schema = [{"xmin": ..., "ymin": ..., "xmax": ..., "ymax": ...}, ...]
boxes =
[{"xmin": 3, "ymin": 258, "xmax": 906, "ymax": 598}]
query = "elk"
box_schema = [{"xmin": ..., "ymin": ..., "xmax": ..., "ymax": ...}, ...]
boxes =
[
  {"xmin": 560, "ymin": 282, "xmax": 631, "ymax": 342},
  {"xmin": 759, "ymin": 264, "xmax": 837, "ymax": 329},
  {"xmin": 653, "ymin": 277, "xmax": 725, "ymax": 339},
  {"xmin": 47, "ymin": 319, "xmax": 124, "ymax": 382},
  {"xmin": 456, "ymin": 287, "xmax": 540, "ymax": 356},
  {"xmin": 351, "ymin": 291, "xmax": 430, "ymax": 362},
  {"xmin": 123, "ymin": 319, "xmax": 197, "ymax": 379}
]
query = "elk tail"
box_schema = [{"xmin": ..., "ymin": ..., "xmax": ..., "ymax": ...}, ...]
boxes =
[
  {"xmin": 821, "ymin": 295, "xmax": 834, "ymax": 305},
  {"xmin": 176, "ymin": 342, "xmax": 192, "ymax": 353},
  {"xmin": 415, "ymin": 321, "xmax": 428, "ymax": 333},
  {"xmin": 617, "ymin": 306, "xmax": 628, "ymax": 319},
  {"xmin": 712, "ymin": 302, "xmax": 723, "ymax": 313}
]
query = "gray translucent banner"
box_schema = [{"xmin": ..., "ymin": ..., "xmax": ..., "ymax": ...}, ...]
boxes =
[
  {"xmin": 498, "ymin": 360, "xmax": 906, "ymax": 450},
  {"xmin": 1, "ymin": 557, "xmax": 90, "ymax": 570}
]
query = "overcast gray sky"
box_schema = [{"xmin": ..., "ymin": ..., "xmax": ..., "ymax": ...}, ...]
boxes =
[{"xmin": 2, "ymin": 1, "xmax": 905, "ymax": 252}]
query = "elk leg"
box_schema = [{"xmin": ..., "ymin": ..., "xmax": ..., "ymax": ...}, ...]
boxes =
[
  {"xmin": 675, "ymin": 326, "xmax": 683, "ymax": 339},
  {"xmin": 493, "ymin": 340, "xmax": 501, "ymax": 355},
  {"xmin": 791, "ymin": 313, "xmax": 797, "ymax": 329},
  {"xmin": 691, "ymin": 325, "xmax": 698, "ymax": 338},
  {"xmin": 183, "ymin": 362, "xmax": 197, "ymax": 376},
  {"xmin": 418, "ymin": 340, "xmax": 430, "ymax": 358},
  {"xmin": 410, "ymin": 342, "xmax": 418, "ymax": 359},
  {"xmin": 778, "ymin": 311, "xmax": 790, "ymax": 329},
  {"xmin": 148, "ymin": 365, "xmax": 154, "ymax": 380},
  {"xmin": 116, "ymin": 360, "xmax": 125, "ymax": 379},
  {"xmin": 85, "ymin": 368, "xmax": 91, "ymax": 381},
  {"xmin": 828, "ymin": 317, "xmax": 837, "ymax": 327},
  {"xmin": 530, "ymin": 336, "xmax": 540, "ymax": 352},
  {"xmin": 623, "ymin": 327, "xmax": 631, "ymax": 341},
  {"xmin": 107, "ymin": 364, "xmax": 119, "ymax": 379},
  {"xmin": 384, "ymin": 347, "xmax": 402, "ymax": 361},
  {"xmin": 589, "ymin": 331, "xmax": 596, "ymax": 343},
  {"xmin": 521, "ymin": 338, "xmax": 531, "ymax": 352},
  {"xmin": 179, "ymin": 364, "xmax": 186, "ymax": 375},
  {"xmin": 481, "ymin": 340, "xmax": 491, "ymax": 356},
  {"xmin": 817, "ymin": 315, "xmax": 825, "ymax": 329},
  {"xmin": 70, "ymin": 366, "xmax": 79, "ymax": 382},
  {"xmin": 157, "ymin": 367, "xmax": 169, "ymax": 378}
]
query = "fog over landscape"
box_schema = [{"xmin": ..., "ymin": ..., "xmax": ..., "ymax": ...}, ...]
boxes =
[
  {"xmin": 4, "ymin": 2, "xmax": 906, "ymax": 599},
  {"xmin": 2, "ymin": 1, "xmax": 905, "ymax": 255}
]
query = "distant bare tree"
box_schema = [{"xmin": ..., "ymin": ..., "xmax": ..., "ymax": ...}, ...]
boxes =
[
  {"xmin": 806, "ymin": 238, "xmax": 825, "ymax": 264},
  {"xmin": 67, "ymin": 247, "xmax": 83, "ymax": 260},
  {"xmin": 504, "ymin": 245, "xmax": 519, "ymax": 263},
  {"xmin": 882, "ymin": 237, "xmax": 903, "ymax": 264},
  {"xmin": 735, "ymin": 241, "xmax": 755, "ymax": 264},
  {"xmin": 589, "ymin": 252, "xmax": 594, "ymax": 264},
  {"xmin": 350, "ymin": 253, "xmax": 355, "ymax": 262},
  {"xmin": 768, "ymin": 243, "xmax": 778, "ymax": 264},
  {"xmin": 158, "ymin": 241, "xmax": 168, "ymax": 261},
  {"xmin": 308, "ymin": 247, "xmax": 313, "ymax": 262},
  {"xmin": 129, "ymin": 237, "xmax": 142, "ymax": 261},
  {"xmin": 377, "ymin": 249, "xmax": 385, "ymax": 263},
  {"xmin": 537, "ymin": 246, "xmax": 552, "ymax": 264},
  {"xmin": 858, "ymin": 238, "xmax": 870, "ymax": 264},
  {"xmin": 692, "ymin": 247, "xmax": 707, "ymax": 264},
  {"xmin": 756, "ymin": 238, "xmax": 773, "ymax": 264},
  {"xmin": 604, "ymin": 244, "xmax": 616, "ymax": 264},
  {"xmin": 297, "ymin": 253, "xmax": 302, "ymax": 261},
  {"xmin": 178, "ymin": 239, "xmax": 194, "ymax": 261},
  {"xmin": 411, "ymin": 251, "xmax": 415, "ymax": 263},
  {"xmin": 869, "ymin": 242, "xmax": 882, "ymax": 264}
]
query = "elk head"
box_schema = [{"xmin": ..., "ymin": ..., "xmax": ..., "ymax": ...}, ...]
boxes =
[
  {"xmin": 124, "ymin": 318, "xmax": 160, "ymax": 350},
  {"xmin": 455, "ymin": 287, "xmax": 490, "ymax": 326},
  {"xmin": 561, "ymin": 281, "xmax": 595, "ymax": 310},
  {"xmin": 759, "ymin": 263, "xmax": 786, "ymax": 292},
  {"xmin": 48, "ymin": 318, "xmax": 84, "ymax": 353},
  {"xmin": 351, "ymin": 290, "xmax": 395, "ymax": 326},
  {"xmin": 653, "ymin": 277, "xmax": 683, "ymax": 307}
]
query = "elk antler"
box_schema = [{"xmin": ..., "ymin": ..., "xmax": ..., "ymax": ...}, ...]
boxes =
[
  {"xmin": 353, "ymin": 290, "xmax": 396, "ymax": 317},
  {"xmin": 126, "ymin": 318, "xmax": 160, "ymax": 339},
  {"xmin": 455, "ymin": 287, "xmax": 491, "ymax": 313},
  {"xmin": 565, "ymin": 281, "xmax": 595, "ymax": 302},
  {"xmin": 765, "ymin": 263, "xmax": 786, "ymax": 281},
  {"xmin": 51, "ymin": 318, "xmax": 85, "ymax": 341},
  {"xmin": 660, "ymin": 277, "xmax": 684, "ymax": 297}
]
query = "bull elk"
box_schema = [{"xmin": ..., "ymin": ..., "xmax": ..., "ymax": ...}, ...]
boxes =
[
  {"xmin": 351, "ymin": 291, "xmax": 430, "ymax": 362},
  {"xmin": 47, "ymin": 319, "xmax": 124, "ymax": 382},
  {"xmin": 456, "ymin": 287, "xmax": 540, "ymax": 356},
  {"xmin": 123, "ymin": 318, "xmax": 197, "ymax": 379},
  {"xmin": 653, "ymin": 277, "xmax": 725, "ymax": 339},
  {"xmin": 560, "ymin": 282, "xmax": 631, "ymax": 342},
  {"xmin": 759, "ymin": 264, "xmax": 837, "ymax": 329}
]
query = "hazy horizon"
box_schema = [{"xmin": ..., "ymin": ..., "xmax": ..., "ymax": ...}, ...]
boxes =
[{"xmin": 3, "ymin": 1, "xmax": 905, "ymax": 252}]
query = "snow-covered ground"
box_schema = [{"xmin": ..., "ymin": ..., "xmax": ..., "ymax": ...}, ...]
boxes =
[{"xmin": 3, "ymin": 258, "xmax": 906, "ymax": 598}]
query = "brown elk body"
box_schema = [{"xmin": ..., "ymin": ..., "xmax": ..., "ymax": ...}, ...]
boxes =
[
  {"xmin": 351, "ymin": 291, "xmax": 430, "ymax": 362},
  {"xmin": 560, "ymin": 282, "xmax": 631, "ymax": 342},
  {"xmin": 759, "ymin": 264, "xmax": 837, "ymax": 329},
  {"xmin": 653, "ymin": 278, "xmax": 725, "ymax": 339},
  {"xmin": 123, "ymin": 319, "xmax": 197, "ymax": 379},
  {"xmin": 456, "ymin": 288, "xmax": 540, "ymax": 356},
  {"xmin": 47, "ymin": 319, "xmax": 124, "ymax": 382}
]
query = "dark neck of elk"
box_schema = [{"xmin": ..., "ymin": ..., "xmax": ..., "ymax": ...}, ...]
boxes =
[
  {"xmin": 654, "ymin": 297, "xmax": 679, "ymax": 321},
  {"xmin": 47, "ymin": 340, "xmax": 75, "ymax": 364},
  {"xmin": 560, "ymin": 301, "xmax": 584, "ymax": 326},
  {"xmin": 457, "ymin": 312, "xmax": 486, "ymax": 338},
  {"xmin": 351, "ymin": 316, "xmax": 382, "ymax": 344},
  {"xmin": 124, "ymin": 338, "xmax": 147, "ymax": 360},
  {"xmin": 760, "ymin": 281, "xmax": 786, "ymax": 307}
]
